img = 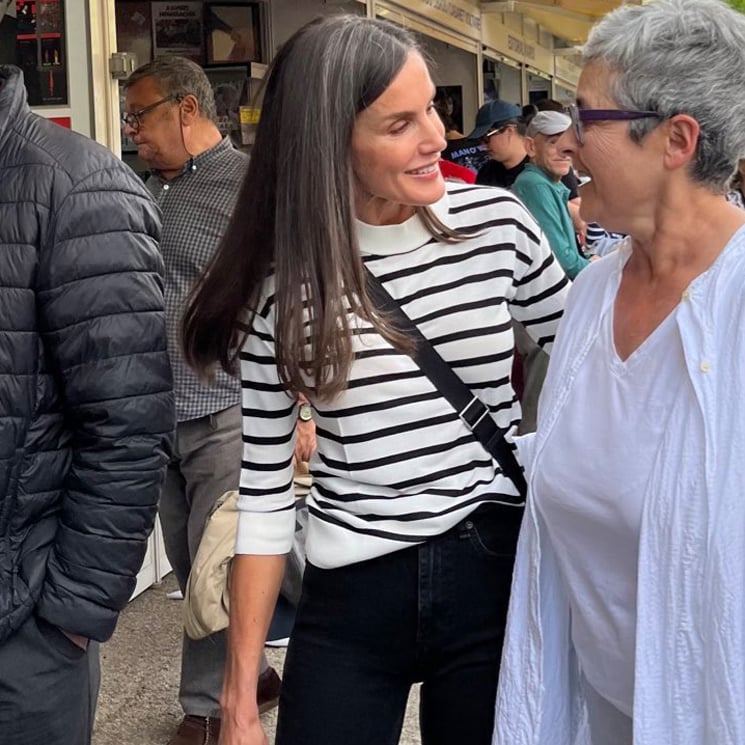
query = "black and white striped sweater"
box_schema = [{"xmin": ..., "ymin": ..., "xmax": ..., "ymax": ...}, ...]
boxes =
[{"xmin": 236, "ymin": 184, "xmax": 570, "ymax": 568}]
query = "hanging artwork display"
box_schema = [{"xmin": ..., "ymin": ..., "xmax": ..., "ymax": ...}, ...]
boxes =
[
  {"xmin": 205, "ymin": 3, "xmax": 260, "ymax": 65},
  {"xmin": 115, "ymin": 1, "xmax": 153, "ymax": 67},
  {"xmin": 151, "ymin": 1, "xmax": 203, "ymax": 62},
  {"xmin": 14, "ymin": 0, "xmax": 68, "ymax": 106}
]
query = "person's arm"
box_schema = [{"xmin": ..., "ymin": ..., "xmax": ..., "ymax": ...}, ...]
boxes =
[
  {"xmin": 506, "ymin": 198, "xmax": 572, "ymax": 354},
  {"xmin": 221, "ymin": 303, "xmax": 299, "ymax": 744},
  {"xmin": 513, "ymin": 181, "xmax": 589, "ymax": 279},
  {"xmin": 35, "ymin": 162, "xmax": 174, "ymax": 643},
  {"xmin": 221, "ymin": 555, "xmax": 286, "ymax": 745}
]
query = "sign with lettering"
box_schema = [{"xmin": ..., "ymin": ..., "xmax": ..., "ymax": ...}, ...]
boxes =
[
  {"xmin": 385, "ymin": 0, "xmax": 481, "ymax": 40},
  {"xmin": 482, "ymin": 14, "xmax": 553, "ymax": 74}
]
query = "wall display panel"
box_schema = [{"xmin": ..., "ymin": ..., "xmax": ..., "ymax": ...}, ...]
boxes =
[
  {"xmin": 0, "ymin": 0, "xmax": 15, "ymax": 65},
  {"xmin": 14, "ymin": 0, "xmax": 68, "ymax": 105},
  {"xmin": 205, "ymin": 2, "xmax": 260, "ymax": 64},
  {"xmin": 204, "ymin": 63, "xmax": 249, "ymax": 145},
  {"xmin": 115, "ymin": 1, "xmax": 153, "ymax": 67},
  {"xmin": 151, "ymin": 1, "xmax": 203, "ymax": 62}
]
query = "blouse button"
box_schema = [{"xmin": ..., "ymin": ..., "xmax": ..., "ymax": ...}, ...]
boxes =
[{"xmin": 700, "ymin": 360, "xmax": 711, "ymax": 372}]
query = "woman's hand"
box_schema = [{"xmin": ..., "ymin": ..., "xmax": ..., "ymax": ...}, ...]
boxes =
[
  {"xmin": 219, "ymin": 555, "xmax": 286, "ymax": 745},
  {"xmin": 218, "ymin": 708, "xmax": 268, "ymax": 745},
  {"xmin": 295, "ymin": 418, "xmax": 316, "ymax": 463}
]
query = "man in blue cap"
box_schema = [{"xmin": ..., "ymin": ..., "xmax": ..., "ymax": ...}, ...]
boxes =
[{"xmin": 466, "ymin": 99, "xmax": 528, "ymax": 188}]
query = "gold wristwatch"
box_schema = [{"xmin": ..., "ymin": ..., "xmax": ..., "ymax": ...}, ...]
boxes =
[{"xmin": 298, "ymin": 403, "xmax": 313, "ymax": 422}]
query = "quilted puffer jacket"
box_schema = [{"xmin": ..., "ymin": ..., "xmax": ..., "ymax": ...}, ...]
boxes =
[{"xmin": 0, "ymin": 66, "xmax": 175, "ymax": 643}]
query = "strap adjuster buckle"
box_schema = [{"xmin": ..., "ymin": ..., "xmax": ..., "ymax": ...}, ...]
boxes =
[{"xmin": 459, "ymin": 396, "xmax": 489, "ymax": 431}]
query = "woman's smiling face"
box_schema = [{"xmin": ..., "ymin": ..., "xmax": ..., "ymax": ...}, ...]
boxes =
[{"xmin": 350, "ymin": 52, "xmax": 447, "ymax": 226}]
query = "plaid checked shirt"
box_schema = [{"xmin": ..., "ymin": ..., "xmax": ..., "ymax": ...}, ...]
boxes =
[{"xmin": 146, "ymin": 137, "xmax": 249, "ymax": 422}]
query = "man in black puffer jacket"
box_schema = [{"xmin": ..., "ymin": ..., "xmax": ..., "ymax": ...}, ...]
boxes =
[{"xmin": 0, "ymin": 65, "xmax": 175, "ymax": 745}]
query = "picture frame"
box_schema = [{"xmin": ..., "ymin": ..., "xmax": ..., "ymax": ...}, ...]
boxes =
[
  {"xmin": 151, "ymin": 1, "xmax": 203, "ymax": 63},
  {"xmin": 204, "ymin": 2, "xmax": 261, "ymax": 65},
  {"xmin": 204, "ymin": 64, "xmax": 250, "ymax": 146}
]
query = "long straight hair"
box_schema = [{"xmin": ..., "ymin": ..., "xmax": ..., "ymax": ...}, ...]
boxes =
[{"xmin": 182, "ymin": 15, "xmax": 459, "ymax": 400}]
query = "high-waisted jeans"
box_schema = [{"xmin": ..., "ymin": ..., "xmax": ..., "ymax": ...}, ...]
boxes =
[{"xmin": 275, "ymin": 502, "xmax": 523, "ymax": 745}]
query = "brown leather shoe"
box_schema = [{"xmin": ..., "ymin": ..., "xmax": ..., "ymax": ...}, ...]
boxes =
[
  {"xmin": 257, "ymin": 666, "xmax": 282, "ymax": 714},
  {"xmin": 168, "ymin": 667, "xmax": 281, "ymax": 743},
  {"xmin": 167, "ymin": 715, "xmax": 221, "ymax": 745}
]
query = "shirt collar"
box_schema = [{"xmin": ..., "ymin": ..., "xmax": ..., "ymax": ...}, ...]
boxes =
[
  {"xmin": 150, "ymin": 136, "xmax": 235, "ymax": 183},
  {"xmin": 355, "ymin": 189, "xmax": 451, "ymax": 256},
  {"xmin": 523, "ymin": 163, "xmax": 569, "ymax": 193}
]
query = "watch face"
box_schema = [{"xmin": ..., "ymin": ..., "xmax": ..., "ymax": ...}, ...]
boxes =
[{"xmin": 299, "ymin": 403, "xmax": 312, "ymax": 422}]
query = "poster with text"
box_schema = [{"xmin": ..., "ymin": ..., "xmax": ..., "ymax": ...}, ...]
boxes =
[{"xmin": 152, "ymin": 2, "xmax": 202, "ymax": 62}]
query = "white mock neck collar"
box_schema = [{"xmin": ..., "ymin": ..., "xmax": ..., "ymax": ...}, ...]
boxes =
[{"xmin": 355, "ymin": 190, "xmax": 451, "ymax": 256}]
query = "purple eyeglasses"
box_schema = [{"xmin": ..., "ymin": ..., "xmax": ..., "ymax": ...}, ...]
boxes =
[{"xmin": 567, "ymin": 103, "xmax": 662, "ymax": 145}]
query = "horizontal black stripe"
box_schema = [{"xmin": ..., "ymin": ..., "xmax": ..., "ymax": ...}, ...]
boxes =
[
  {"xmin": 238, "ymin": 480, "xmax": 294, "ymax": 497},
  {"xmin": 430, "ymin": 321, "xmax": 512, "ymax": 347},
  {"xmin": 373, "ymin": 242, "xmax": 515, "ymax": 284},
  {"xmin": 346, "ymin": 368, "xmax": 423, "ymax": 390},
  {"xmin": 412, "ymin": 296, "xmax": 506, "ymax": 327},
  {"xmin": 520, "ymin": 308, "xmax": 563, "ymax": 327},
  {"xmin": 316, "ymin": 412, "xmax": 459, "ymax": 445},
  {"xmin": 395, "ymin": 268, "xmax": 516, "ymax": 307},
  {"xmin": 318, "ymin": 390, "xmax": 441, "ymax": 418},
  {"xmin": 242, "ymin": 401, "xmax": 295, "ymax": 419},
  {"xmin": 242, "ymin": 431, "xmax": 294, "ymax": 446},
  {"xmin": 390, "ymin": 458, "xmax": 496, "ymax": 491},
  {"xmin": 510, "ymin": 275, "xmax": 569, "ymax": 306},
  {"xmin": 317, "ymin": 434, "xmax": 475, "ymax": 472},
  {"xmin": 241, "ymin": 454, "xmax": 294, "ymax": 471}
]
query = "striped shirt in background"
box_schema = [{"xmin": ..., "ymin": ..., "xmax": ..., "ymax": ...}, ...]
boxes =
[
  {"xmin": 236, "ymin": 184, "xmax": 570, "ymax": 568},
  {"xmin": 146, "ymin": 137, "xmax": 249, "ymax": 422}
]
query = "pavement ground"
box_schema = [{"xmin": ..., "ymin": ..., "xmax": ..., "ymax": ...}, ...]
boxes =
[{"xmin": 93, "ymin": 573, "xmax": 422, "ymax": 745}]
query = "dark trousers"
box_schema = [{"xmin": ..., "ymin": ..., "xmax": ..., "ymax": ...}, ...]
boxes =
[
  {"xmin": 0, "ymin": 612, "xmax": 100, "ymax": 745},
  {"xmin": 276, "ymin": 503, "xmax": 522, "ymax": 745}
]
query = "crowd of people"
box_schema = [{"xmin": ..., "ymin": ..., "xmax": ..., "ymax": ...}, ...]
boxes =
[{"xmin": 1, "ymin": 1, "xmax": 744, "ymax": 745}]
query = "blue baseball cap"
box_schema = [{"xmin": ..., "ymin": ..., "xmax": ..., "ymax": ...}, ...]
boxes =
[{"xmin": 467, "ymin": 100, "xmax": 522, "ymax": 140}]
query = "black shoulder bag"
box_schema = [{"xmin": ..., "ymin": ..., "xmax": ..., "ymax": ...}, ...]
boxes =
[{"xmin": 365, "ymin": 270, "xmax": 527, "ymax": 501}]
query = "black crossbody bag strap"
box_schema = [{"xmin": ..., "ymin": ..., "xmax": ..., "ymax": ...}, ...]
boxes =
[{"xmin": 365, "ymin": 270, "xmax": 527, "ymax": 501}]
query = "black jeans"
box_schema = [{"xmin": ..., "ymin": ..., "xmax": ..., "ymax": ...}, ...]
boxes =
[{"xmin": 275, "ymin": 503, "xmax": 522, "ymax": 745}]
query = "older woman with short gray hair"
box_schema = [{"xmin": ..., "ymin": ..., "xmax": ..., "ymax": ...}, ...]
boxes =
[{"xmin": 493, "ymin": 1, "xmax": 745, "ymax": 744}]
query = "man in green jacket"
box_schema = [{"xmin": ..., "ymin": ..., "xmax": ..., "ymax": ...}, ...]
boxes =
[{"xmin": 513, "ymin": 111, "xmax": 590, "ymax": 279}]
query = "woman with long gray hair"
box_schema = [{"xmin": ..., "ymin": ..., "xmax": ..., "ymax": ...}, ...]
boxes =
[
  {"xmin": 182, "ymin": 14, "xmax": 569, "ymax": 745},
  {"xmin": 494, "ymin": 1, "xmax": 745, "ymax": 744}
]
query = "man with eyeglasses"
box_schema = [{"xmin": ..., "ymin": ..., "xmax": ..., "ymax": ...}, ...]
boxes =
[
  {"xmin": 0, "ymin": 63, "xmax": 174, "ymax": 745},
  {"xmin": 123, "ymin": 56, "xmax": 304, "ymax": 745},
  {"xmin": 467, "ymin": 100, "xmax": 529, "ymax": 188}
]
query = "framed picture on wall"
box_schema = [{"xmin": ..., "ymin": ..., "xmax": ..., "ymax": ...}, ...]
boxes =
[
  {"xmin": 151, "ymin": 1, "xmax": 203, "ymax": 62},
  {"xmin": 204, "ymin": 65, "xmax": 249, "ymax": 145},
  {"xmin": 205, "ymin": 2, "xmax": 261, "ymax": 65}
]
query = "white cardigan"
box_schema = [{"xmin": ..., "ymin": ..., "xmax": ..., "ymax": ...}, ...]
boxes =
[{"xmin": 494, "ymin": 226, "xmax": 745, "ymax": 745}]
